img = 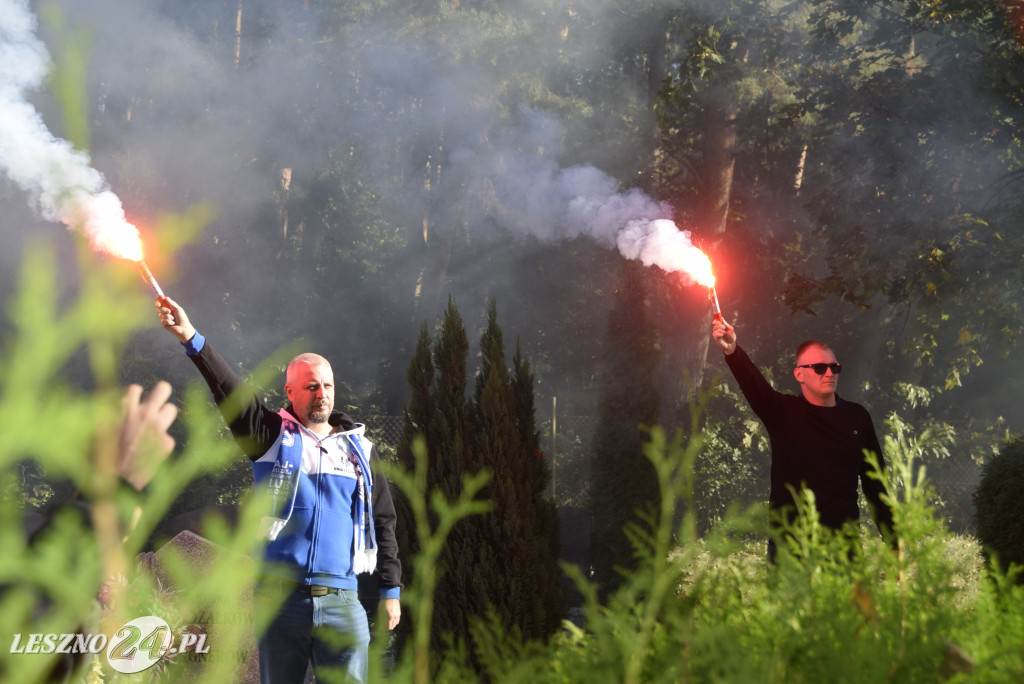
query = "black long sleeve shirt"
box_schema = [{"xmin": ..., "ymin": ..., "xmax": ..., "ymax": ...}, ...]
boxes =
[{"xmin": 724, "ymin": 345, "xmax": 894, "ymax": 536}]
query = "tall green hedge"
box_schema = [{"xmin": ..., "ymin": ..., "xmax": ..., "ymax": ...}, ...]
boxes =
[{"xmin": 974, "ymin": 436, "xmax": 1024, "ymax": 579}]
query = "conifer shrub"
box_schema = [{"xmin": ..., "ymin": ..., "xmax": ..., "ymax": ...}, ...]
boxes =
[{"xmin": 974, "ymin": 436, "xmax": 1024, "ymax": 580}]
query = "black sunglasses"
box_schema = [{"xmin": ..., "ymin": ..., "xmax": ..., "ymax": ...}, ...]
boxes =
[{"xmin": 796, "ymin": 362, "xmax": 842, "ymax": 375}]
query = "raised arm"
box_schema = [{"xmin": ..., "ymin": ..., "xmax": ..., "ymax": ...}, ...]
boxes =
[
  {"xmin": 156, "ymin": 297, "xmax": 280, "ymax": 459},
  {"xmin": 713, "ymin": 318, "xmax": 784, "ymax": 425}
]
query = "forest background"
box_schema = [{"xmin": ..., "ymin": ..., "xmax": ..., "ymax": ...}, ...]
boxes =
[
  {"xmin": 4, "ymin": 0, "xmax": 1022, "ymax": 532},
  {"xmin": 2, "ymin": 0, "xmax": 1024, "ymax": 681}
]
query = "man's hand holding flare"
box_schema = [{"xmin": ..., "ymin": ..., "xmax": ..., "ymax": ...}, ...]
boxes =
[
  {"xmin": 712, "ymin": 317, "xmax": 737, "ymax": 356},
  {"xmin": 156, "ymin": 296, "xmax": 196, "ymax": 344}
]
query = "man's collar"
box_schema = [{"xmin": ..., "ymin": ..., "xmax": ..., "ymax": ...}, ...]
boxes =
[{"xmin": 283, "ymin": 404, "xmax": 357, "ymax": 433}]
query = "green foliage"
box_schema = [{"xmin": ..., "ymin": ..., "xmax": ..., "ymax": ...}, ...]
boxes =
[
  {"xmin": 974, "ymin": 436, "xmax": 1024, "ymax": 579},
  {"xmin": 0, "ymin": 236, "xmax": 279, "ymax": 683},
  {"xmin": 693, "ymin": 377, "xmax": 771, "ymax": 534},
  {"xmin": 383, "ymin": 436, "xmax": 492, "ymax": 684},
  {"xmin": 402, "ymin": 387, "xmax": 1023, "ymax": 683},
  {"xmin": 8, "ymin": 0, "xmax": 1024, "ymax": 679},
  {"xmin": 589, "ymin": 261, "xmax": 662, "ymax": 597},
  {"xmin": 398, "ymin": 297, "xmax": 564, "ymax": 672}
]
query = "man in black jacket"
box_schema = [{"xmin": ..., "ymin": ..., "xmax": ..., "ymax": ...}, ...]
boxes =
[
  {"xmin": 712, "ymin": 317, "xmax": 894, "ymax": 562},
  {"xmin": 158, "ymin": 296, "xmax": 401, "ymax": 684}
]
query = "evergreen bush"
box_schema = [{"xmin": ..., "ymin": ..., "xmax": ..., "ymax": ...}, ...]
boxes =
[
  {"xmin": 974, "ymin": 436, "xmax": 1024, "ymax": 579},
  {"xmin": 397, "ymin": 298, "xmax": 564, "ymax": 673}
]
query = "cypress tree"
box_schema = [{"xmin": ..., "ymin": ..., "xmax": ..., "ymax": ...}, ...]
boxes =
[
  {"xmin": 399, "ymin": 298, "xmax": 564, "ymax": 667},
  {"xmin": 589, "ymin": 262, "xmax": 662, "ymax": 599},
  {"xmin": 471, "ymin": 306, "xmax": 522, "ymax": 628},
  {"xmin": 399, "ymin": 322, "xmax": 435, "ymax": 471},
  {"xmin": 429, "ymin": 297, "xmax": 474, "ymax": 499},
  {"xmin": 468, "ymin": 300, "xmax": 564, "ymax": 642},
  {"xmin": 425, "ymin": 298, "xmax": 475, "ymax": 646},
  {"xmin": 392, "ymin": 322, "xmax": 434, "ymax": 646},
  {"xmin": 511, "ymin": 338, "xmax": 564, "ymax": 638}
]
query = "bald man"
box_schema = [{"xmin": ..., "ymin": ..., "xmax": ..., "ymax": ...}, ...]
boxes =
[{"xmin": 158, "ymin": 297, "xmax": 401, "ymax": 684}]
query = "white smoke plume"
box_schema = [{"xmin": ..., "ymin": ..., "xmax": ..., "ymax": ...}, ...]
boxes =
[
  {"xmin": 0, "ymin": 0, "xmax": 139, "ymax": 259},
  {"xmin": 452, "ymin": 107, "xmax": 715, "ymax": 285}
]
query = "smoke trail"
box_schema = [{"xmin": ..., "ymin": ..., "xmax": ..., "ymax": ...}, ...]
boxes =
[
  {"xmin": 0, "ymin": 0, "xmax": 140, "ymax": 259},
  {"xmin": 451, "ymin": 107, "xmax": 714, "ymax": 285}
]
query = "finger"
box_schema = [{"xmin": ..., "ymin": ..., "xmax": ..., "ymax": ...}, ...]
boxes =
[
  {"xmin": 158, "ymin": 305, "xmax": 179, "ymax": 327},
  {"xmin": 122, "ymin": 383, "xmax": 144, "ymax": 416},
  {"xmin": 144, "ymin": 382, "xmax": 178, "ymax": 435},
  {"xmin": 143, "ymin": 380, "xmax": 174, "ymax": 410},
  {"xmin": 155, "ymin": 403, "xmax": 179, "ymax": 437},
  {"xmin": 153, "ymin": 398, "xmax": 178, "ymax": 430},
  {"xmin": 156, "ymin": 296, "xmax": 176, "ymax": 313},
  {"xmin": 159, "ymin": 432, "xmax": 176, "ymax": 455}
]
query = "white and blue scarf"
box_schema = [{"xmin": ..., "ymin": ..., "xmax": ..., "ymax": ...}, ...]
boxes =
[{"xmin": 345, "ymin": 432, "xmax": 378, "ymax": 574}]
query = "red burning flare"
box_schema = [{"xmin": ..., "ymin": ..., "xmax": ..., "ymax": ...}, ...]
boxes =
[
  {"xmin": 673, "ymin": 242, "xmax": 722, "ymax": 322},
  {"xmin": 76, "ymin": 195, "xmax": 164, "ymax": 298}
]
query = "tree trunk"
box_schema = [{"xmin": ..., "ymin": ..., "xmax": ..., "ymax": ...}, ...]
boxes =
[
  {"xmin": 234, "ymin": 0, "xmax": 244, "ymax": 68},
  {"xmin": 660, "ymin": 84, "xmax": 739, "ymax": 418},
  {"xmin": 274, "ymin": 167, "xmax": 292, "ymax": 259},
  {"xmin": 645, "ymin": 19, "xmax": 668, "ymax": 152},
  {"xmin": 699, "ymin": 85, "xmax": 738, "ymax": 235}
]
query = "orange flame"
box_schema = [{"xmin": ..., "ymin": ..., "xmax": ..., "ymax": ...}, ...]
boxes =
[
  {"xmin": 676, "ymin": 247, "xmax": 715, "ymax": 289},
  {"xmin": 94, "ymin": 223, "xmax": 143, "ymax": 262}
]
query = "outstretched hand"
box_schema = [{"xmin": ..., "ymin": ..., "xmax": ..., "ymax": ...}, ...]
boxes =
[{"xmin": 712, "ymin": 317, "xmax": 737, "ymax": 355}]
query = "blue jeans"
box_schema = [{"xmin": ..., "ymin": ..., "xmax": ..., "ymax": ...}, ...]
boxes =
[{"xmin": 255, "ymin": 579, "xmax": 370, "ymax": 684}]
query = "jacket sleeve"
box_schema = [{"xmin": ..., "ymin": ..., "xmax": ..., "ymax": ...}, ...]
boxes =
[
  {"xmin": 187, "ymin": 340, "xmax": 281, "ymax": 460},
  {"xmin": 724, "ymin": 345, "xmax": 785, "ymax": 427},
  {"xmin": 370, "ymin": 445, "xmax": 402, "ymax": 597},
  {"xmin": 858, "ymin": 411, "xmax": 896, "ymax": 541}
]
